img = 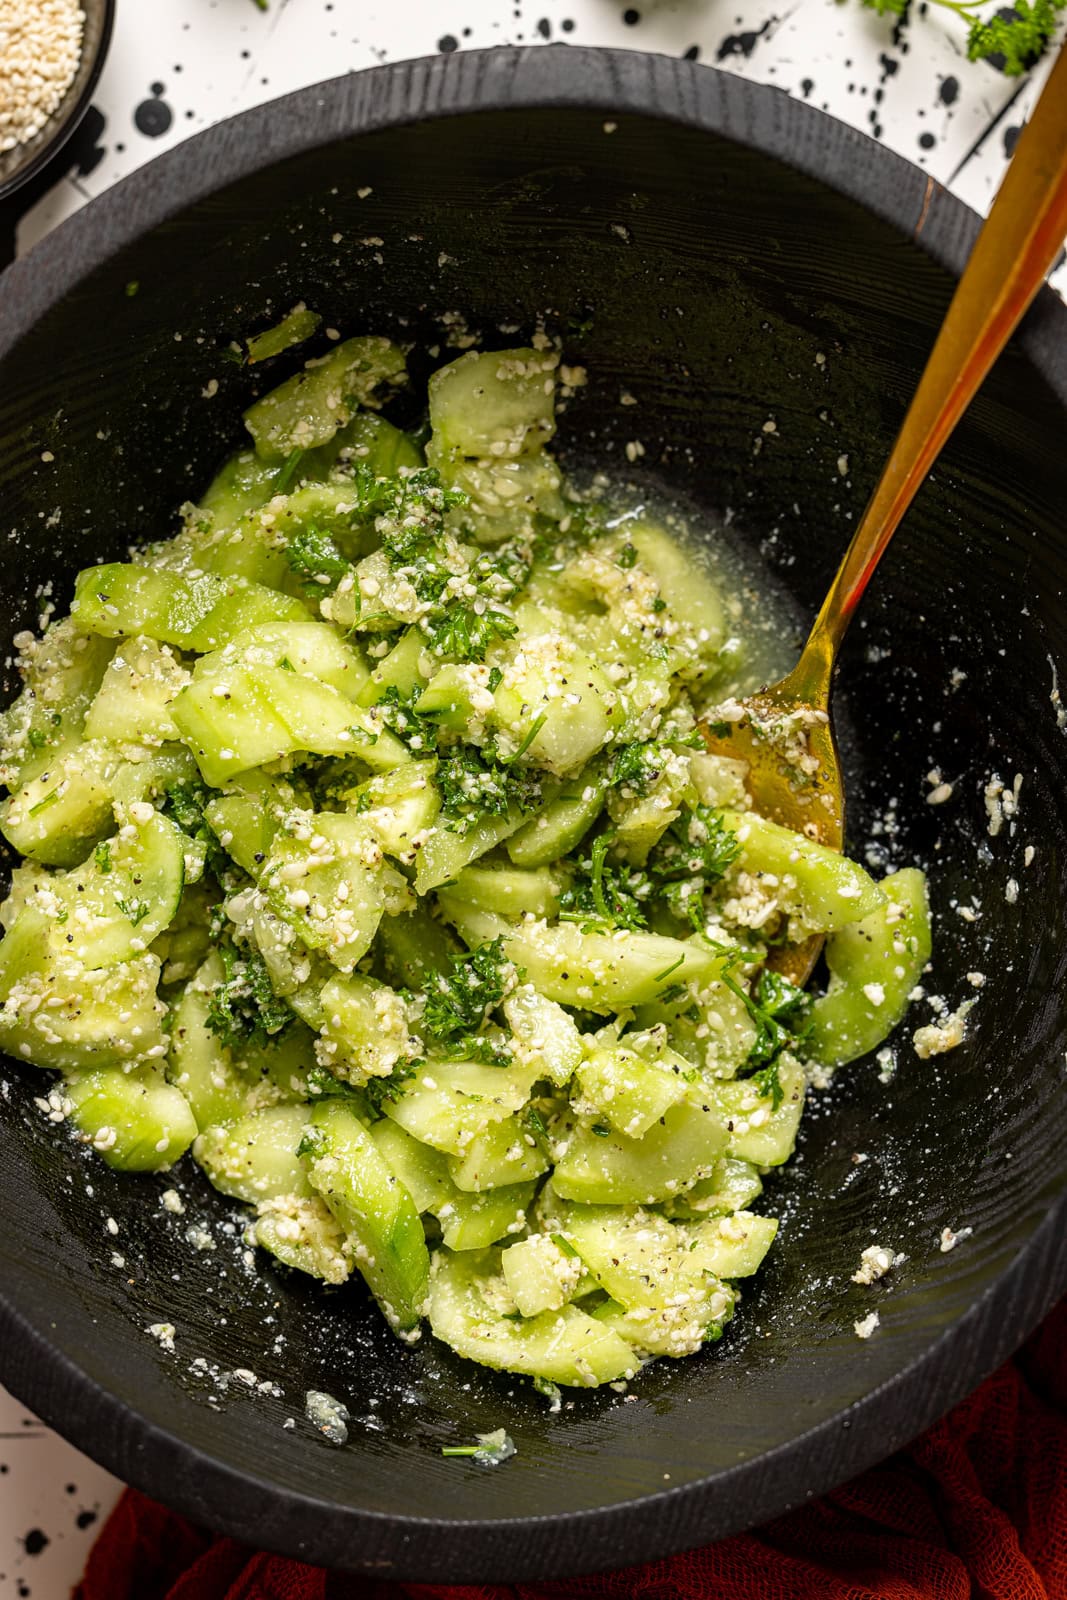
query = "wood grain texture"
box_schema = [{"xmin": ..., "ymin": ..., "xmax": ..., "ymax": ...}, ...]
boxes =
[{"xmin": 0, "ymin": 48, "xmax": 1064, "ymax": 1584}]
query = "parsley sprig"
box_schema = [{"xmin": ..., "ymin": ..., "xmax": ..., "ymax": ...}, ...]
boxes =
[{"xmin": 854, "ymin": 0, "xmax": 1065, "ymax": 74}]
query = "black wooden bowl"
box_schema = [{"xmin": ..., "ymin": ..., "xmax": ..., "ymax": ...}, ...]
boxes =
[{"xmin": 0, "ymin": 47, "xmax": 1065, "ymax": 1584}]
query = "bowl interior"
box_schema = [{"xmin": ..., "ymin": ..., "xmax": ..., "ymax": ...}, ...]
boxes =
[
  {"xmin": 0, "ymin": 80, "xmax": 1065, "ymax": 1581},
  {"xmin": 0, "ymin": 0, "xmax": 113, "ymax": 199}
]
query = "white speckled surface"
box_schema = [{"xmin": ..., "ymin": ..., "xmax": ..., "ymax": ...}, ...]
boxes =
[{"xmin": 0, "ymin": 3, "xmax": 1064, "ymax": 1595}]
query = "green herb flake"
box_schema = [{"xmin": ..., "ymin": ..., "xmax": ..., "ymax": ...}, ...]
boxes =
[
  {"xmin": 441, "ymin": 1428, "xmax": 516, "ymax": 1466},
  {"xmin": 205, "ymin": 943, "xmax": 294, "ymax": 1050}
]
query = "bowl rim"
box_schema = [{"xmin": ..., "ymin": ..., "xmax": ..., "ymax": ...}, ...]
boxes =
[
  {"xmin": 1, "ymin": 43, "xmax": 1066, "ymax": 1584},
  {"xmin": 0, "ymin": 0, "xmax": 117, "ymax": 203}
]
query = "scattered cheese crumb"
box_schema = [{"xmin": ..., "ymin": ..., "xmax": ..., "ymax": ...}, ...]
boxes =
[
  {"xmin": 160, "ymin": 1189, "xmax": 185, "ymax": 1215},
  {"xmin": 940, "ymin": 1226, "xmax": 973, "ymax": 1253},
  {"xmin": 854, "ymin": 1312, "xmax": 880, "ymax": 1340},
  {"xmin": 852, "ymin": 1245, "xmax": 902, "ymax": 1285},
  {"xmin": 147, "ymin": 1322, "xmax": 176, "ymax": 1352}
]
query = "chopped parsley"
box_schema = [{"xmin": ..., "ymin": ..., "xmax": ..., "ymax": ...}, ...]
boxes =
[
  {"xmin": 358, "ymin": 467, "xmax": 467, "ymax": 565},
  {"xmin": 93, "ymin": 840, "xmax": 112, "ymax": 873},
  {"xmin": 422, "ymin": 603, "xmax": 517, "ymax": 663},
  {"xmin": 650, "ymin": 805, "xmax": 741, "ymax": 892},
  {"xmin": 205, "ymin": 943, "xmax": 294, "ymax": 1050},
  {"xmin": 163, "ymin": 779, "xmax": 229, "ymax": 879},
  {"xmin": 421, "ymin": 937, "xmax": 515, "ymax": 1064},
  {"xmin": 373, "ymin": 685, "xmax": 439, "ymax": 754},
  {"xmin": 115, "ymin": 895, "xmax": 151, "ymax": 926},
  {"xmin": 363, "ymin": 1059, "xmax": 419, "ymax": 1115},
  {"xmin": 436, "ymin": 744, "xmax": 543, "ymax": 835},
  {"xmin": 608, "ymin": 740, "xmax": 672, "ymax": 797},
  {"xmin": 558, "ymin": 833, "xmax": 651, "ymax": 932},
  {"xmin": 721, "ymin": 966, "xmax": 813, "ymax": 1109},
  {"xmin": 284, "ymin": 523, "xmax": 352, "ymax": 594}
]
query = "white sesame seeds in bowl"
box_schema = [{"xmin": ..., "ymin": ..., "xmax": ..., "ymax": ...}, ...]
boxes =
[{"xmin": 0, "ymin": 0, "xmax": 114, "ymax": 200}]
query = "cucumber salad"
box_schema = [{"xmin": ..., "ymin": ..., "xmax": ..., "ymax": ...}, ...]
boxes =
[{"xmin": 0, "ymin": 334, "xmax": 932, "ymax": 1389}]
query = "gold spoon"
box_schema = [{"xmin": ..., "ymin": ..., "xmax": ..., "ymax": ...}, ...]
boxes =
[{"xmin": 703, "ymin": 43, "xmax": 1067, "ymax": 986}]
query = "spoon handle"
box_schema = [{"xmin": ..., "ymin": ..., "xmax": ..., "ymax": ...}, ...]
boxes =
[{"xmin": 787, "ymin": 43, "xmax": 1067, "ymax": 705}]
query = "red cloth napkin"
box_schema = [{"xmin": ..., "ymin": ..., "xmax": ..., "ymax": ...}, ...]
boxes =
[{"xmin": 75, "ymin": 1300, "xmax": 1067, "ymax": 1600}]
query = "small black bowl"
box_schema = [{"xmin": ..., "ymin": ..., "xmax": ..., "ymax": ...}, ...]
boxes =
[
  {"xmin": 0, "ymin": 0, "xmax": 115, "ymax": 201},
  {"xmin": 0, "ymin": 46, "xmax": 1065, "ymax": 1585}
]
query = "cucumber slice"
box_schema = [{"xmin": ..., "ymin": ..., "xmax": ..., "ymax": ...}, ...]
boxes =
[
  {"xmin": 436, "ymin": 902, "xmax": 721, "ymax": 1013},
  {"xmin": 720, "ymin": 810, "xmax": 885, "ymax": 933},
  {"xmin": 503, "ymin": 985, "xmax": 583, "ymax": 1088},
  {"xmin": 65, "ymin": 1066, "xmax": 197, "ymax": 1171},
  {"xmin": 0, "ymin": 741, "xmax": 116, "ymax": 866},
  {"xmin": 808, "ymin": 867, "xmax": 931, "ymax": 1066},
  {"xmin": 451, "ymin": 864, "xmax": 560, "ymax": 919},
  {"xmin": 50, "ymin": 810, "xmax": 185, "ymax": 968},
  {"xmin": 447, "ymin": 1113, "xmax": 549, "ymax": 1192},
  {"xmin": 377, "ymin": 907, "xmax": 459, "ymax": 991},
  {"xmin": 0, "ymin": 915, "xmax": 166, "ymax": 1072},
  {"xmin": 575, "ymin": 1043, "xmax": 689, "ymax": 1140},
  {"xmin": 343, "ymin": 763, "xmax": 440, "ymax": 865},
  {"xmin": 83, "ymin": 637, "xmax": 190, "ymax": 745},
  {"xmin": 262, "ymin": 812, "xmax": 400, "ymax": 973},
  {"xmin": 506, "ymin": 763, "xmax": 607, "ymax": 868},
  {"xmin": 252, "ymin": 1194, "xmax": 352, "ymax": 1284},
  {"xmin": 306, "ymin": 1101, "xmax": 430, "ymax": 1331},
  {"xmin": 414, "ymin": 807, "xmax": 528, "ymax": 896},
  {"xmin": 718, "ymin": 1055, "xmax": 806, "ymax": 1167},
  {"xmin": 71, "ymin": 564, "xmax": 306, "ymax": 651},
  {"xmin": 500, "ymin": 1234, "xmax": 582, "ymax": 1317},
  {"xmin": 428, "ymin": 348, "xmax": 558, "ymax": 460},
  {"xmin": 244, "ymin": 336, "xmax": 407, "ymax": 461},
  {"xmin": 0, "ymin": 617, "xmax": 114, "ymax": 789},
  {"xmin": 318, "ymin": 973, "xmax": 413, "ymax": 1084},
  {"xmin": 383, "ymin": 1056, "xmax": 534, "ymax": 1157},
  {"xmin": 195, "ymin": 621, "xmax": 371, "ymax": 702},
  {"xmin": 194, "ymin": 1104, "xmax": 316, "ymax": 1204},
  {"xmin": 370, "ymin": 1117, "xmax": 535, "ymax": 1250},
  {"xmin": 427, "ymin": 1247, "xmax": 637, "ymax": 1386},
  {"xmin": 440, "ymin": 1185, "xmax": 535, "ymax": 1251},
  {"xmin": 685, "ymin": 1211, "xmax": 779, "ymax": 1279},
  {"xmin": 553, "ymin": 1097, "xmax": 727, "ymax": 1205}
]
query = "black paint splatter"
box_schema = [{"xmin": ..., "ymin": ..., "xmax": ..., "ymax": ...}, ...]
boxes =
[
  {"xmin": 437, "ymin": 33, "xmax": 458, "ymax": 51},
  {"xmin": 1003, "ymin": 124, "xmax": 1021, "ymax": 158},
  {"xmin": 134, "ymin": 83, "xmax": 173, "ymax": 139},
  {"xmin": 622, "ymin": 7, "xmax": 640, "ymax": 22},
  {"xmin": 23, "ymin": 1529, "xmax": 48, "ymax": 1556},
  {"xmin": 716, "ymin": 19, "xmax": 771, "ymax": 59},
  {"xmin": 561, "ymin": 17, "xmax": 575, "ymax": 30},
  {"xmin": 919, "ymin": 131, "xmax": 936, "ymax": 149},
  {"xmin": 536, "ymin": 16, "xmax": 551, "ymax": 35},
  {"xmin": 683, "ymin": 43, "xmax": 700, "ymax": 59},
  {"xmin": 76, "ymin": 1509, "xmax": 98, "ymax": 1530},
  {"xmin": 801, "ymin": 76, "xmax": 814, "ymax": 96},
  {"xmin": 939, "ymin": 74, "xmax": 959, "ymax": 105}
]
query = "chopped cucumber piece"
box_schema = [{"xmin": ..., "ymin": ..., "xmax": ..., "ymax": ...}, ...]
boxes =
[
  {"xmin": 306, "ymin": 1101, "xmax": 429, "ymax": 1330},
  {"xmin": 809, "ymin": 868, "xmax": 931, "ymax": 1066},
  {"xmin": 553, "ymin": 1097, "xmax": 727, "ymax": 1205},
  {"xmin": 721, "ymin": 810, "xmax": 884, "ymax": 933},
  {"xmin": 428, "ymin": 1247, "xmax": 637, "ymax": 1386},
  {"xmin": 194, "ymin": 1104, "xmax": 315, "ymax": 1203},
  {"xmin": 65, "ymin": 1066, "xmax": 196, "ymax": 1171},
  {"xmin": 244, "ymin": 336, "xmax": 407, "ymax": 460}
]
